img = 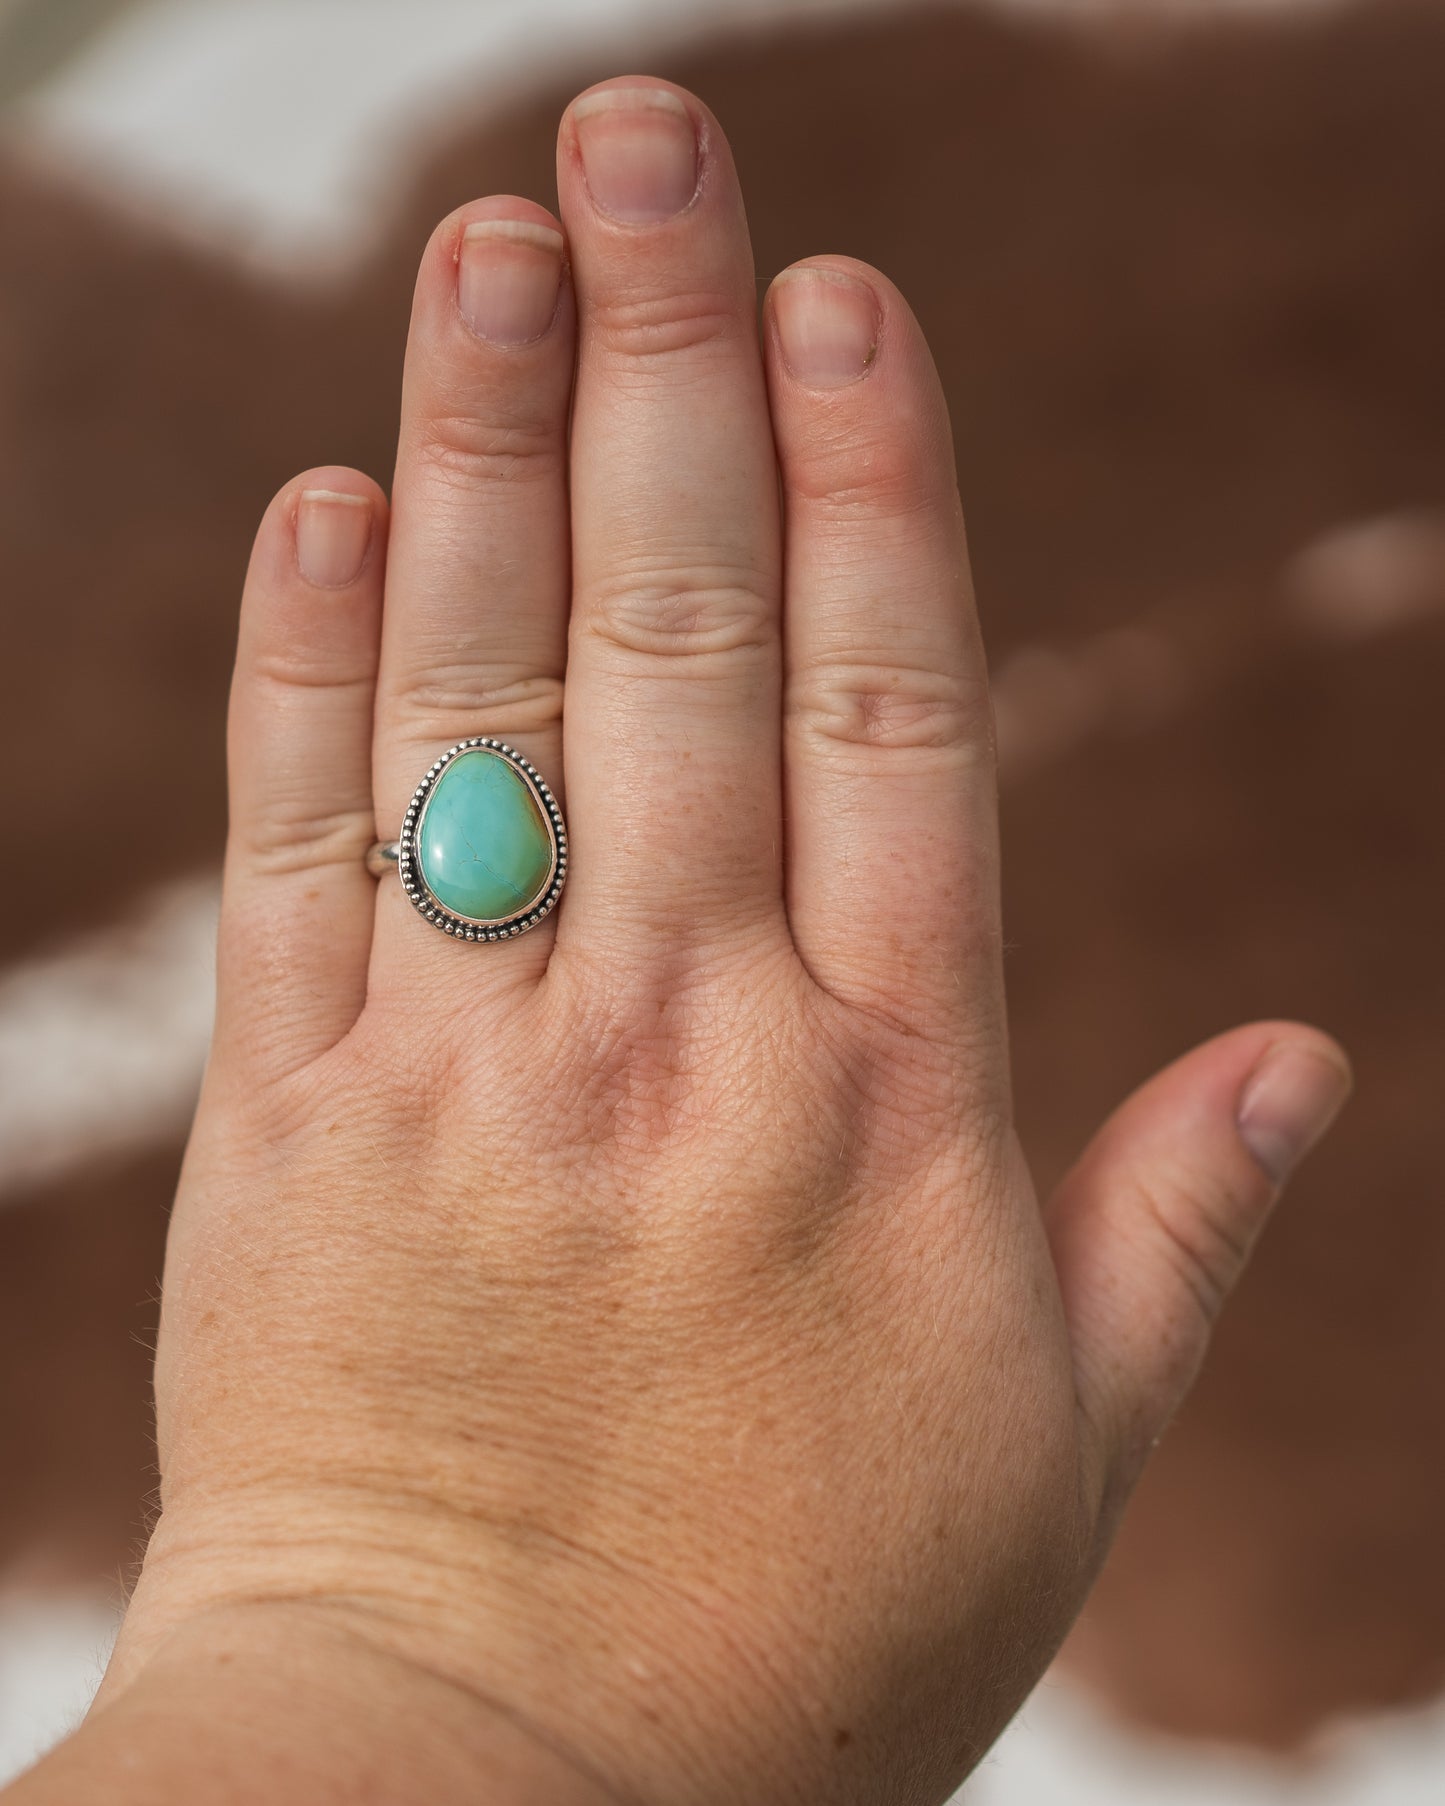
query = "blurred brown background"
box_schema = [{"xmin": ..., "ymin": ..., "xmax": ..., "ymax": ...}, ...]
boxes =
[{"xmin": 1, "ymin": 0, "xmax": 1442, "ymax": 1795}]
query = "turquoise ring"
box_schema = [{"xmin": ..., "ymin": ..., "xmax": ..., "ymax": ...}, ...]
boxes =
[{"xmin": 368, "ymin": 739, "xmax": 567, "ymax": 942}]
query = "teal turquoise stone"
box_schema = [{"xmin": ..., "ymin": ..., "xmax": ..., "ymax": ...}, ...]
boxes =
[{"xmin": 416, "ymin": 750, "xmax": 554, "ymax": 922}]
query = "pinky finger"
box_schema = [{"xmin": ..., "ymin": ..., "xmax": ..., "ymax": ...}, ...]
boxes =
[{"xmin": 218, "ymin": 468, "xmax": 387, "ymax": 1079}]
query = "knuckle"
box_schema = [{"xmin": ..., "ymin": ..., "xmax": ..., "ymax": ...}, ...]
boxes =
[
  {"xmin": 584, "ymin": 568, "xmax": 776, "ymax": 662},
  {"xmin": 410, "ymin": 409, "xmax": 562, "ymax": 489},
  {"xmin": 528, "ymin": 969, "xmax": 700, "ymax": 1162},
  {"xmin": 540, "ymin": 949, "xmax": 799, "ymax": 1164},
  {"xmin": 389, "ymin": 668, "xmax": 565, "ymax": 741},
  {"xmin": 786, "ymin": 418, "xmax": 936, "ymax": 519},
  {"xmin": 238, "ymin": 803, "xmax": 375, "ymax": 877},
  {"xmin": 1132, "ymin": 1168, "xmax": 1255, "ymax": 1328},
  {"xmin": 789, "ymin": 659, "xmax": 992, "ymax": 757},
  {"xmin": 586, "ymin": 284, "xmax": 740, "ymax": 364},
  {"xmin": 250, "ymin": 649, "xmax": 375, "ymax": 696}
]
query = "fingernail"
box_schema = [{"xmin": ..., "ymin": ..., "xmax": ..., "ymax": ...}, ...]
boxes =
[
  {"xmin": 1236, "ymin": 1043, "xmax": 1353, "ymax": 1185},
  {"xmin": 572, "ymin": 86, "xmax": 698, "ymax": 223},
  {"xmin": 459, "ymin": 218, "xmax": 564, "ymax": 345},
  {"xmin": 771, "ymin": 268, "xmax": 881, "ymax": 389},
  {"xmin": 296, "ymin": 490, "xmax": 371, "ymax": 589}
]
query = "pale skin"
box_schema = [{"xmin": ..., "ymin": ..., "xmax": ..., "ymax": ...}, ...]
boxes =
[{"xmin": 8, "ymin": 78, "xmax": 1351, "ymax": 1805}]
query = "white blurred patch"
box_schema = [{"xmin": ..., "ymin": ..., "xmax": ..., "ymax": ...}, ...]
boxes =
[
  {"xmin": 0, "ymin": 876, "xmax": 217, "ymax": 1204},
  {"xmin": 8, "ymin": 0, "xmax": 881, "ymax": 274},
  {"xmin": 0, "ymin": 1593, "xmax": 119, "ymax": 1786},
  {"xmin": 1282, "ymin": 509, "xmax": 1445, "ymax": 641},
  {"xmin": 965, "ymin": 1678, "xmax": 1445, "ymax": 1805}
]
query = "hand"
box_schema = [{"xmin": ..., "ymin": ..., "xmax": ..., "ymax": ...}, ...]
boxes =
[{"xmin": 46, "ymin": 77, "xmax": 1349, "ymax": 1806}]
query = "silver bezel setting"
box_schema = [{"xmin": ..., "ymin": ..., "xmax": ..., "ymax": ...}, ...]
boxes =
[{"xmin": 398, "ymin": 739, "xmax": 567, "ymax": 942}]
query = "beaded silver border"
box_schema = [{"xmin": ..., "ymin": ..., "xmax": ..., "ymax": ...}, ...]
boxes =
[{"xmin": 398, "ymin": 739, "xmax": 567, "ymax": 942}]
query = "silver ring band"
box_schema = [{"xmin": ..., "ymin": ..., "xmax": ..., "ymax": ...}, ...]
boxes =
[{"xmin": 365, "ymin": 840, "xmax": 400, "ymax": 879}]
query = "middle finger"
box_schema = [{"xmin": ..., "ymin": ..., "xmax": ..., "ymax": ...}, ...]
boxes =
[{"xmin": 555, "ymin": 79, "xmax": 783, "ymax": 962}]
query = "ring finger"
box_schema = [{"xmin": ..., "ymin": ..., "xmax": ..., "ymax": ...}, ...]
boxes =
[{"xmin": 370, "ymin": 195, "xmax": 576, "ymax": 990}]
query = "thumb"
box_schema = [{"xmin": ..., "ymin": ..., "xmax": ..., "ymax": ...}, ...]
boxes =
[{"xmin": 1046, "ymin": 1021, "xmax": 1352, "ymax": 1530}]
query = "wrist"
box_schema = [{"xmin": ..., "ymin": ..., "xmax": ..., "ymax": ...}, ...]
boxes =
[
  {"xmin": 15, "ymin": 1600, "xmax": 623, "ymax": 1806},
  {"xmin": 103, "ymin": 1490, "xmax": 811, "ymax": 1806}
]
